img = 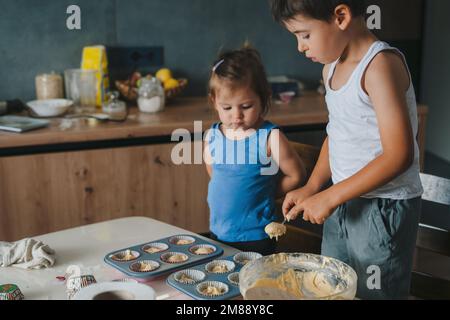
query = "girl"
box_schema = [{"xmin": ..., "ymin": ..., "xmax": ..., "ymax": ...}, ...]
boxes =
[{"xmin": 204, "ymin": 46, "xmax": 306, "ymax": 255}]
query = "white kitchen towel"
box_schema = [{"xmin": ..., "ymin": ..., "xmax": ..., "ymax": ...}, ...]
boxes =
[{"xmin": 0, "ymin": 238, "xmax": 56, "ymax": 269}]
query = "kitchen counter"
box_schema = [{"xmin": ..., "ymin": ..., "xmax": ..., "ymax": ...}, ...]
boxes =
[
  {"xmin": 0, "ymin": 93, "xmax": 429, "ymax": 242},
  {"xmin": 0, "ymin": 216, "xmax": 240, "ymax": 300},
  {"xmin": 0, "ymin": 93, "xmax": 332, "ymax": 151}
]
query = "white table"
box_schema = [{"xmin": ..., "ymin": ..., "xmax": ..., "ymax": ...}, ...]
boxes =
[{"xmin": 0, "ymin": 217, "xmax": 240, "ymax": 300}]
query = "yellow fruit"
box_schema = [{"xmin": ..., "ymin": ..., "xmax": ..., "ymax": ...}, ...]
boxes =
[
  {"xmin": 156, "ymin": 68, "xmax": 172, "ymax": 83},
  {"xmin": 164, "ymin": 78, "xmax": 179, "ymax": 90}
]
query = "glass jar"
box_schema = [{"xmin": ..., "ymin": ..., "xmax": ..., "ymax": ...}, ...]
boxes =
[
  {"xmin": 102, "ymin": 91, "xmax": 127, "ymax": 120},
  {"xmin": 35, "ymin": 72, "xmax": 64, "ymax": 100},
  {"xmin": 137, "ymin": 77, "xmax": 165, "ymax": 113}
]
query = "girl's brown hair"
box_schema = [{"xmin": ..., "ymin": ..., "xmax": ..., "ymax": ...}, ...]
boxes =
[{"xmin": 208, "ymin": 45, "xmax": 272, "ymax": 116}]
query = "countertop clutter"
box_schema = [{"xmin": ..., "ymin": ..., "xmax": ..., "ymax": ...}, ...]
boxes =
[
  {"xmin": 0, "ymin": 217, "xmax": 240, "ymax": 300},
  {"xmin": 0, "ymin": 93, "xmax": 428, "ymax": 168}
]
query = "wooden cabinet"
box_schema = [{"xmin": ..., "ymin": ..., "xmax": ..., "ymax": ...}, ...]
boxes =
[{"xmin": 0, "ymin": 143, "xmax": 210, "ymax": 241}]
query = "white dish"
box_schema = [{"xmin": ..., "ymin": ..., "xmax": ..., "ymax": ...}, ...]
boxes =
[{"xmin": 27, "ymin": 99, "xmax": 73, "ymax": 117}]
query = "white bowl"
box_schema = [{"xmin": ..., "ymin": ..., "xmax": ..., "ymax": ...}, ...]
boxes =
[{"xmin": 27, "ymin": 99, "xmax": 73, "ymax": 117}]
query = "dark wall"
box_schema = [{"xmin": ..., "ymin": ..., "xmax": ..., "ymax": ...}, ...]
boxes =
[
  {"xmin": 0, "ymin": 0, "xmax": 424, "ymax": 101},
  {"xmin": 0, "ymin": 0, "xmax": 116, "ymax": 101},
  {"xmin": 0, "ymin": 0, "xmax": 322, "ymax": 101}
]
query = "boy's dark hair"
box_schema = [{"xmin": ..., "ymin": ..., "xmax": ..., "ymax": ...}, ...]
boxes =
[
  {"xmin": 209, "ymin": 45, "xmax": 272, "ymax": 116},
  {"xmin": 270, "ymin": 0, "xmax": 366, "ymax": 23}
]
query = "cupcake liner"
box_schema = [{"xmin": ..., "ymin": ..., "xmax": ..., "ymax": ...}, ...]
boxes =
[
  {"xmin": 173, "ymin": 269, "xmax": 206, "ymax": 285},
  {"xmin": 205, "ymin": 260, "xmax": 235, "ymax": 274},
  {"xmin": 196, "ymin": 281, "xmax": 229, "ymax": 297},
  {"xmin": 169, "ymin": 235, "xmax": 196, "ymax": 246},
  {"xmin": 66, "ymin": 275, "xmax": 97, "ymax": 300},
  {"xmin": 188, "ymin": 244, "xmax": 217, "ymax": 255},
  {"xmin": 142, "ymin": 242, "xmax": 169, "ymax": 254},
  {"xmin": 110, "ymin": 249, "xmax": 140, "ymax": 262},
  {"xmin": 0, "ymin": 284, "xmax": 24, "ymax": 300},
  {"xmin": 227, "ymin": 272, "xmax": 240, "ymax": 286},
  {"xmin": 160, "ymin": 252, "xmax": 189, "ymax": 264},
  {"xmin": 233, "ymin": 252, "xmax": 262, "ymax": 265},
  {"xmin": 129, "ymin": 260, "xmax": 160, "ymax": 273}
]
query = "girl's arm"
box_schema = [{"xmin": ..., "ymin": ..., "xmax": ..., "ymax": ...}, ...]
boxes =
[
  {"xmin": 269, "ymin": 130, "xmax": 306, "ymax": 197},
  {"xmin": 204, "ymin": 139, "xmax": 212, "ymax": 178}
]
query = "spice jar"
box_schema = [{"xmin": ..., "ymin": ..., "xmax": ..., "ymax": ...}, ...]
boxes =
[
  {"xmin": 137, "ymin": 77, "xmax": 165, "ymax": 113},
  {"xmin": 35, "ymin": 72, "xmax": 64, "ymax": 100}
]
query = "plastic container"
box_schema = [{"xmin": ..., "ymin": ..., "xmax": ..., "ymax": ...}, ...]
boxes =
[
  {"xmin": 239, "ymin": 253, "xmax": 357, "ymax": 300},
  {"xmin": 137, "ymin": 77, "xmax": 165, "ymax": 113},
  {"xmin": 64, "ymin": 69, "xmax": 97, "ymax": 113}
]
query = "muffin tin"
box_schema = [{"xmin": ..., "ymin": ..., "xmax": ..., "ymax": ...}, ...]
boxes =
[
  {"xmin": 167, "ymin": 252, "xmax": 262, "ymax": 300},
  {"xmin": 104, "ymin": 235, "xmax": 224, "ymax": 280}
]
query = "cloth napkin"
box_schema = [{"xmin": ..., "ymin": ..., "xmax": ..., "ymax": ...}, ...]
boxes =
[{"xmin": 0, "ymin": 238, "xmax": 56, "ymax": 269}]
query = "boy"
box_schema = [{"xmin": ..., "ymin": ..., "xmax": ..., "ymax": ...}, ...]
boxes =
[{"xmin": 270, "ymin": 0, "xmax": 423, "ymax": 299}]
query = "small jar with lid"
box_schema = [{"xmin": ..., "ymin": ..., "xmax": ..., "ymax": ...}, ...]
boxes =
[
  {"xmin": 137, "ymin": 77, "xmax": 165, "ymax": 113},
  {"xmin": 102, "ymin": 91, "xmax": 127, "ymax": 120},
  {"xmin": 35, "ymin": 72, "xmax": 64, "ymax": 100}
]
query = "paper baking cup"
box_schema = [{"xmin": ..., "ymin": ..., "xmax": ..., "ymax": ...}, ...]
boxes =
[
  {"xmin": 0, "ymin": 284, "xmax": 24, "ymax": 300},
  {"xmin": 129, "ymin": 260, "xmax": 160, "ymax": 273},
  {"xmin": 160, "ymin": 252, "xmax": 189, "ymax": 264},
  {"xmin": 66, "ymin": 275, "xmax": 97, "ymax": 300},
  {"xmin": 169, "ymin": 235, "xmax": 196, "ymax": 245},
  {"xmin": 173, "ymin": 269, "xmax": 206, "ymax": 285},
  {"xmin": 196, "ymin": 281, "xmax": 229, "ymax": 297},
  {"xmin": 142, "ymin": 242, "xmax": 169, "ymax": 254},
  {"xmin": 233, "ymin": 252, "xmax": 263, "ymax": 265},
  {"xmin": 188, "ymin": 244, "xmax": 217, "ymax": 255},
  {"xmin": 205, "ymin": 260, "xmax": 235, "ymax": 274},
  {"xmin": 110, "ymin": 250, "xmax": 140, "ymax": 262},
  {"xmin": 227, "ymin": 272, "xmax": 240, "ymax": 286}
]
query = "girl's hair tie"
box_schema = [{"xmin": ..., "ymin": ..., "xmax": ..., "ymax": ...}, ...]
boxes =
[{"xmin": 212, "ymin": 59, "xmax": 225, "ymax": 73}]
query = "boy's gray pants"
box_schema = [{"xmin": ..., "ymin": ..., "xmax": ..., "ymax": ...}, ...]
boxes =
[{"xmin": 321, "ymin": 197, "xmax": 421, "ymax": 300}]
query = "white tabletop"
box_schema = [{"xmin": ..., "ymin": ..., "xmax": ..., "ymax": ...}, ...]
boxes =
[{"xmin": 0, "ymin": 217, "xmax": 240, "ymax": 300}]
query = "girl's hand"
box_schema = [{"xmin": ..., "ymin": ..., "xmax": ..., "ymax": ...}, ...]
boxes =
[
  {"xmin": 282, "ymin": 184, "xmax": 318, "ymax": 221},
  {"xmin": 296, "ymin": 192, "xmax": 337, "ymax": 225}
]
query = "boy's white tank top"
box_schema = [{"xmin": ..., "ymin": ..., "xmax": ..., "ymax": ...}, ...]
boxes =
[{"xmin": 325, "ymin": 41, "xmax": 423, "ymax": 199}]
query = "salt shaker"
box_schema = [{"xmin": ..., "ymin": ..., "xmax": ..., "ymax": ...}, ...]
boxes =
[{"xmin": 137, "ymin": 77, "xmax": 165, "ymax": 113}]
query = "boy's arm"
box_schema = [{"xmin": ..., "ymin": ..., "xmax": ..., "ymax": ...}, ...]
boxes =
[
  {"xmin": 304, "ymin": 136, "xmax": 332, "ymax": 193},
  {"xmin": 304, "ymin": 63, "xmax": 333, "ymax": 192},
  {"xmin": 283, "ymin": 136, "xmax": 332, "ymax": 218},
  {"xmin": 295, "ymin": 52, "xmax": 414, "ymax": 224},
  {"xmin": 269, "ymin": 130, "xmax": 305, "ymax": 196},
  {"xmin": 282, "ymin": 65, "xmax": 333, "ymax": 218}
]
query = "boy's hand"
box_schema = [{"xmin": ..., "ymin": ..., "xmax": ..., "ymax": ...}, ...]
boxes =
[
  {"xmin": 282, "ymin": 184, "xmax": 318, "ymax": 221},
  {"xmin": 295, "ymin": 192, "xmax": 337, "ymax": 225}
]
